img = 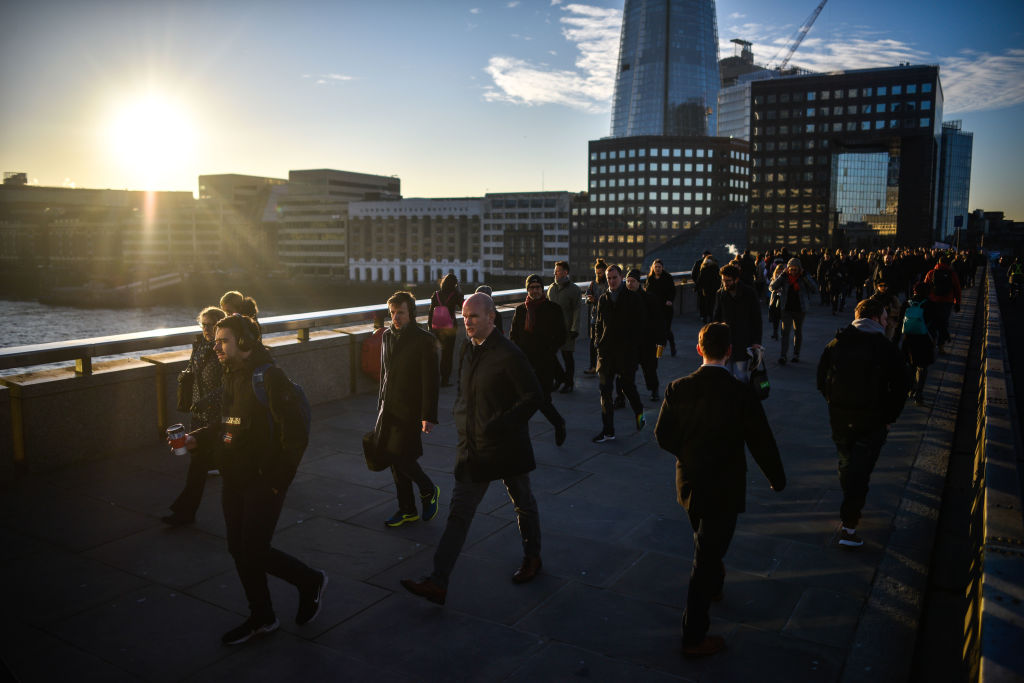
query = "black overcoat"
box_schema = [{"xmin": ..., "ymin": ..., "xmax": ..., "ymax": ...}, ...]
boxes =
[
  {"xmin": 510, "ymin": 298, "xmax": 567, "ymax": 391},
  {"xmin": 375, "ymin": 323, "xmax": 440, "ymax": 458}
]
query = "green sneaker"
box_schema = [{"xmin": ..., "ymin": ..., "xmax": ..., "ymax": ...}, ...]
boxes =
[
  {"xmin": 384, "ymin": 511, "xmax": 419, "ymax": 527},
  {"xmin": 635, "ymin": 413, "xmax": 646, "ymax": 431},
  {"xmin": 421, "ymin": 485, "xmax": 440, "ymax": 522}
]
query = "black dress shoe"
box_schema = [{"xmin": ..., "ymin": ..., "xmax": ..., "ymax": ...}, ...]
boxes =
[
  {"xmin": 400, "ymin": 577, "xmax": 447, "ymax": 605},
  {"xmin": 161, "ymin": 512, "xmax": 195, "ymax": 526},
  {"xmin": 512, "ymin": 556, "xmax": 542, "ymax": 584},
  {"xmin": 554, "ymin": 420, "xmax": 567, "ymax": 447}
]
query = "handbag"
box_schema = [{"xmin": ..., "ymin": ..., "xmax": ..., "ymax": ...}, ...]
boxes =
[
  {"xmin": 361, "ymin": 421, "xmax": 404, "ymax": 472},
  {"xmin": 176, "ymin": 369, "xmax": 194, "ymax": 413},
  {"xmin": 748, "ymin": 348, "xmax": 770, "ymax": 400}
]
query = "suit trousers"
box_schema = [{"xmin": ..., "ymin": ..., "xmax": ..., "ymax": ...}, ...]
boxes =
[
  {"xmin": 598, "ymin": 363, "xmax": 643, "ymax": 435},
  {"xmin": 834, "ymin": 426, "xmax": 888, "ymax": 528},
  {"xmin": 391, "ymin": 447, "xmax": 434, "ymax": 515},
  {"xmin": 682, "ymin": 509, "xmax": 737, "ymax": 646},
  {"xmin": 431, "ymin": 474, "xmax": 540, "ymax": 589},
  {"xmin": 222, "ymin": 480, "xmax": 318, "ymax": 621},
  {"xmin": 560, "ymin": 349, "xmax": 575, "ymax": 387}
]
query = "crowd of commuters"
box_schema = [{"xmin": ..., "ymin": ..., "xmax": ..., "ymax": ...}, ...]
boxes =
[{"xmin": 164, "ymin": 245, "xmax": 979, "ymax": 656}]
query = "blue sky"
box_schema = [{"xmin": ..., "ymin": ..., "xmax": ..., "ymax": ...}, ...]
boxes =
[{"xmin": 1, "ymin": 0, "xmax": 1022, "ymax": 220}]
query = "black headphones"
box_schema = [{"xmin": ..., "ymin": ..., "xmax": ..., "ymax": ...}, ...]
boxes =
[{"xmin": 233, "ymin": 314, "xmax": 260, "ymax": 351}]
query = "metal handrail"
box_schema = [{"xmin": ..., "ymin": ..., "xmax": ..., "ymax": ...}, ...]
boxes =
[{"xmin": 0, "ymin": 272, "xmax": 691, "ymax": 375}]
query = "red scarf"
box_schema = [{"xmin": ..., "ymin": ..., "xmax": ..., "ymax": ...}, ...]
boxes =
[
  {"xmin": 787, "ymin": 273, "xmax": 801, "ymax": 291},
  {"xmin": 525, "ymin": 294, "xmax": 545, "ymax": 332}
]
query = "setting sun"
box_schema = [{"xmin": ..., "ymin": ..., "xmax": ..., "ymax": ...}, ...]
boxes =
[{"xmin": 105, "ymin": 91, "xmax": 197, "ymax": 190}]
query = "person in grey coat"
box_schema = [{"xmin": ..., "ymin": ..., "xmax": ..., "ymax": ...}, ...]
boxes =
[
  {"xmin": 401, "ymin": 293, "xmax": 544, "ymax": 605},
  {"xmin": 770, "ymin": 258, "xmax": 819, "ymax": 365},
  {"xmin": 547, "ymin": 260, "xmax": 581, "ymax": 392}
]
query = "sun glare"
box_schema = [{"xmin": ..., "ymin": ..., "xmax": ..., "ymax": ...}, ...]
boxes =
[{"xmin": 106, "ymin": 92, "xmax": 197, "ymax": 190}]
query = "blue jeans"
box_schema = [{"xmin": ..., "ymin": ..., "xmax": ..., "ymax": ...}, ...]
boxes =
[{"xmin": 834, "ymin": 426, "xmax": 888, "ymax": 528}]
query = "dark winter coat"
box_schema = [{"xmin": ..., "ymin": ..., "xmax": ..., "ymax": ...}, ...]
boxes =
[
  {"xmin": 194, "ymin": 346, "xmax": 308, "ymax": 492},
  {"xmin": 453, "ymin": 328, "xmax": 542, "ymax": 483},
  {"xmin": 594, "ymin": 285, "xmax": 646, "ymax": 373},
  {"xmin": 654, "ymin": 366, "xmax": 786, "ymax": 515},
  {"xmin": 375, "ymin": 323, "xmax": 440, "ymax": 458},
  {"xmin": 510, "ymin": 297, "xmax": 567, "ymax": 392},
  {"xmin": 644, "ymin": 272, "xmax": 676, "ymax": 311},
  {"xmin": 712, "ymin": 282, "xmax": 763, "ymax": 362},
  {"xmin": 185, "ymin": 335, "xmax": 223, "ymax": 429}
]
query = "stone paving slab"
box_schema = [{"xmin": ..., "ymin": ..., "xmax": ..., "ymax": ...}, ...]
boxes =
[{"xmin": 0, "ymin": 288, "xmax": 980, "ymax": 681}]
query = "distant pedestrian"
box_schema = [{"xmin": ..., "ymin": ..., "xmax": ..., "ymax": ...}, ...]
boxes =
[
  {"xmin": 583, "ymin": 259, "xmax": 608, "ymax": 375},
  {"xmin": 474, "ymin": 285, "xmax": 503, "ymax": 335},
  {"xmin": 162, "ymin": 305, "xmax": 226, "ymax": 526},
  {"xmin": 376, "ymin": 291, "xmax": 441, "ymax": 528},
  {"xmin": 219, "ymin": 290, "xmax": 259, "ymax": 318},
  {"xmin": 511, "ymin": 274, "xmax": 568, "ymax": 446},
  {"xmin": 627, "ymin": 268, "xmax": 664, "ymax": 401},
  {"xmin": 817, "ymin": 298, "xmax": 910, "ymax": 548},
  {"xmin": 900, "ymin": 282, "xmax": 938, "ymax": 406},
  {"xmin": 645, "ymin": 258, "xmax": 677, "ymax": 357},
  {"xmin": 713, "ymin": 264, "xmax": 763, "ymax": 380},
  {"xmin": 428, "ymin": 273, "xmax": 464, "ymax": 386},
  {"xmin": 696, "ymin": 255, "xmax": 720, "ymax": 323},
  {"xmin": 547, "ymin": 261, "xmax": 581, "ymax": 393},
  {"xmin": 654, "ymin": 322, "xmax": 785, "ymax": 659},
  {"xmin": 401, "ymin": 293, "xmax": 544, "ymax": 605},
  {"xmin": 923, "ymin": 255, "xmax": 961, "ymax": 354},
  {"xmin": 769, "ymin": 258, "xmax": 817, "ymax": 365},
  {"xmin": 592, "ymin": 265, "xmax": 647, "ymax": 443}
]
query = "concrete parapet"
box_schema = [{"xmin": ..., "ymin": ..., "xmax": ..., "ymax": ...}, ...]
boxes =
[
  {"xmin": 140, "ymin": 348, "xmax": 191, "ymax": 435},
  {"xmin": 980, "ymin": 271, "xmax": 1024, "ymax": 683},
  {"xmin": 264, "ymin": 330, "xmax": 353, "ymax": 404},
  {"xmin": 0, "ymin": 359, "xmax": 159, "ymax": 472}
]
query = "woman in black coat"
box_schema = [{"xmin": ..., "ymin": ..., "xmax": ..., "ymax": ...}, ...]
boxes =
[{"xmin": 645, "ymin": 258, "xmax": 677, "ymax": 356}]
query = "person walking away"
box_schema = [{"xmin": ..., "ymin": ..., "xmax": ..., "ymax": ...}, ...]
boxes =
[
  {"xmin": 696, "ymin": 255, "xmax": 720, "ymax": 324},
  {"xmin": 628, "ymin": 269, "xmax": 665, "ymax": 401},
  {"xmin": 654, "ymin": 322, "xmax": 786, "ymax": 658},
  {"xmin": 817, "ymin": 298, "xmax": 910, "ymax": 548},
  {"xmin": 816, "ymin": 251, "xmax": 833, "ymax": 306},
  {"xmin": 511, "ymin": 274, "xmax": 568, "ymax": 446},
  {"xmin": 583, "ymin": 259, "xmax": 609, "ymax": 375},
  {"xmin": 770, "ymin": 258, "xmax": 818, "ymax": 365},
  {"xmin": 547, "ymin": 261, "xmax": 581, "ymax": 392},
  {"xmin": 645, "ymin": 258, "xmax": 677, "ymax": 356},
  {"xmin": 401, "ymin": 293, "xmax": 544, "ymax": 605},
  {"xmin": 713, "ymin": 264, "xmax": 764, "ymax": 380},
  {"xmin": 176, "ymin": 314, "xmax": 326, "ymax": 645},
  {"xmin": 923, "ymin": 255, "xmax": 961, "ymax": 354},
  {"xmin": 900, "ymin": 282, "xmax": 938, "ymax": 406},
  {"xmin": 376, "ymin": 291, "xmax": 442, "ymax": 528},
  {"xmin": 163, "ymin": 306, "xmax": 226, "ymax": 525},
  {"xmin": 428, "ymin": 273, "xmax": 464, "ymax": 386},
  {"xmin": 592, "ymin": 265, "xmax": 647, "ymax": 443}
]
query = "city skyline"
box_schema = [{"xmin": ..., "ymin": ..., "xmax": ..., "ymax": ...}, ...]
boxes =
[{"xmin": 2, "ymin": 0, "xmax": 1023, "ymax": 222}]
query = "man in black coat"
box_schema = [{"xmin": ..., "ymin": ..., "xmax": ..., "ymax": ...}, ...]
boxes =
[
  {"xmin": 181, "ymin": 315, "xmax": 326, "ymax": 646},
  {"xmin": 627, "ymin": 268, "xmax": 665, "ymax": 401},
  {"xmin": 818, "ymin": 297, "xmax": 910, "ymax": 549},
  {"xmin": 712, "ymin": 264, "xmax": 763, "ymax": 382},
  {"xmin": 376, "ymin": 291, "xmax": 441, "ymax": 528},
  {"xmin": 401, "ymin": 293, "xmax": 544, "ymax": 605},
  {"xmin": 654, "ymin": 322, "xmax": 786, "ymax": 658},
  {"xmin": 511, "ymin": 274, "xmax": 568, "ymax": 445},
  {"xmin": 592, "ymin": 264, "xmax": 647, "ymax": 443}
]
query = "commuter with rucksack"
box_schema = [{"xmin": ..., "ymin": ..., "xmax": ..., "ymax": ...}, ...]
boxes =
[
  {"xmin": 900, "ymin": 282, "xmax": 939, "ymax": 406},
  {"xmin": 817, "ymin": 298, "xmax": 910, "ymax": 548},
  {"xmin": 923, "ymin": 256, "xmax": 961, "ymax": 354},
  {"xmin": 428, "ymin": 273, "xmax": 465, "ymax": 386}
]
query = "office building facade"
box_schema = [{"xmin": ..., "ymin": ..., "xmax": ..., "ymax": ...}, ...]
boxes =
[
  {"xmin": 482, "ymin": 191, "xmax": 571, "ymax": 281},
  {"xmin": 198, "ymin": 173, "xmax": 286, "ymax": 272},
  {"xmin": 610, "ymin": 0, "xmax": 721, "ymax": 138},
  {"xmin": 748, "ymin": 65, "xmax": 943, "ymax": 248},
  {"xmin": 936, "ymin": 120, "xmax": 973, "ymax": 242},
  {"xmin": 572, "ymin": 135, "xmax": 750, "ymax": 272},
  {"xmin": 276, "ymin": 169, "xmax": 400, "ymax": 278},
  {"xmin": 348, "ymin": 198, "xmax": 483, "ymax": 285}
]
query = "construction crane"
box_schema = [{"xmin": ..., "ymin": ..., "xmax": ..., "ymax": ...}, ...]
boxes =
[{"xmin": 771, "ymin": 0, "xmax": 829, "ymax": 72}]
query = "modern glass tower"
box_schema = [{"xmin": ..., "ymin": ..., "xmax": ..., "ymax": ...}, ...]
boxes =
[
  {"xmin": 610, "ymin": 0, "xmax": 721, "ymax": 138},
  {"xmin": 937, "ymin": 120, "xmax": 973, "ymax": 241}
]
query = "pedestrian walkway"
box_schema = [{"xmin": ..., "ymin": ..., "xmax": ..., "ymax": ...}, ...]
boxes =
[{"xmin": 0, "ymin": 291, "xmax": 976, "ymax": 682}]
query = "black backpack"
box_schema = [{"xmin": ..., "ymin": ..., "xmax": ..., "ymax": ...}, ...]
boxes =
[
  {"xmin": 822, "ymin": 328, "xmax": 884, "ymax": 410},
  {"xmin": 932, "ymin": 269, "xmax": 954, "ymax": 297}
]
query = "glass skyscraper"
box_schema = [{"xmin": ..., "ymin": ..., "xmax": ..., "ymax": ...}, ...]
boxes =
[
  {"xmin": 937, "ymin": 120, "xmax": 973, "ymax": 241},
  {"xmin": 610, "ymin": 0, "xmax": 721, "ymax": 138}
]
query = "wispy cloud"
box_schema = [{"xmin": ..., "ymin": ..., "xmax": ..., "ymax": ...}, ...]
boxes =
[
  {"xmin": 728, "ymin": 12, "xmax": 746, "ymax": 19},
  {"xmin": 722, "ymin": 24, "xmax": 1024, "ymax": 114},
  {"xmin": 484, "ymin": 3, "xmax": 621, "ymax": 113},
  {"xmin": 470, "ymin": 7, "xmax": 480, "ymax": 14},
  {"xmin": 507, "ymin": 0, "xmax": 520, "ymax": 7},
  {"xmin": 304, "ymin": 73, "xmax": 355, "ymax": 86},
  {"xmin": 551, "ymin": 0, "xmax": 563, "ymax": 5}
]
